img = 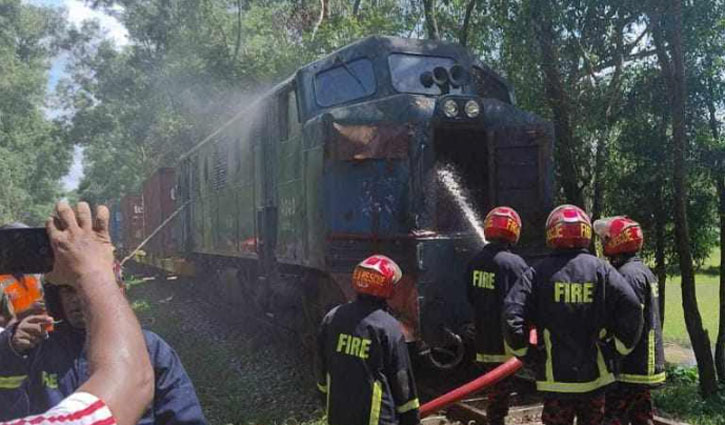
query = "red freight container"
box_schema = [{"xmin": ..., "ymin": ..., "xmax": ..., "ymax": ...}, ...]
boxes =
[
  {"xmin": 142, "ymin": 167, "xmax": 177, "ymax": 257},
  {"xmin": 120, "ymin": 194, "xmax": 145, "ymax": 254}
]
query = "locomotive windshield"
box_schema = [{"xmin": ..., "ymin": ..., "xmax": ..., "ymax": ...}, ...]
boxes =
[
  {"xmin": 388, "ymin": 53, "xmax": 462, "ymax": 95},
  {"xmin": 314, "ymin": 57, "xmax": 376, "ymax": 107}
]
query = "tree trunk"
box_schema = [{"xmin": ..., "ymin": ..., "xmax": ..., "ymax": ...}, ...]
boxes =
[
  {"xmin": 706, "ymin": 59, "xmax": 725, "ymax": 382},
  {"xmin": 717, "ymin": 178, "xmax": 725, "ymax": 382},
  {"xmin": 655, "ymin": 184, "xmax": 667, "ymax": 327},
  {"xmin": 459, "ymin": 0, "xmax": 476, "ymax": 47},
  {"xmin": 531, "ymin": 8, "xmax": 583, "ymax": 207},
  {"xmin": 232, "ymin": 0, "xmax": 242, "ymax": 61},
  {"xmin": 422, "ymin": 0, "xmax": 440, "ymax": 40},
  {"xmin": 311, "ymin": 0, "xmax": 329, "ymax": 41},
  {"xmin": 591, "ymin": 137, "xmax": 606, "ymax": 221},
  {"xmin": 651, "ymin": 0, "xmax": 718, "ymax": 396}
]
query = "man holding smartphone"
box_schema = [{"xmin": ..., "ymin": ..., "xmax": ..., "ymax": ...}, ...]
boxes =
[{"xmin": 0, "ymin": 202, "xmax": 154, "ymax": 425}]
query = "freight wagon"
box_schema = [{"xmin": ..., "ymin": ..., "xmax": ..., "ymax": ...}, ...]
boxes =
[
  {"xmin": 119, "ymin": 194, "xmax": 145, "ymax": 255},
  {"xmin": 132, "ymin": 36, "xmax": 554, "ymax": 369}
]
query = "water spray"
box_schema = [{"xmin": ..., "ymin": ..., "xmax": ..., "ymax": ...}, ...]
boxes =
[{"xmin": 435, "ymin": 165, "xmax": 488, "ymax": 246}]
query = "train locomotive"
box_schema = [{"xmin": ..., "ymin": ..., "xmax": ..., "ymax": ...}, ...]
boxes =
[{"xmin": 119, "ymin": 36, "xmax": 554, "ymax": 370}]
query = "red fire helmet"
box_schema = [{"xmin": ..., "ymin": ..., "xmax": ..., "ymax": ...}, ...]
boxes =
[
  {"xmin": 484, "ymin": 206, "xmax": 522, "ymax": 244},
  {"xmin": 545, "ymin": 204, "xmax": 592, "ymax": 249},
  {"xmin": 352, "ymin": 255, "xmax": 403, "ymax": 299},
  {"xmin": 593, "ymin": 216, "xmax": 644, "ymax": 257}
]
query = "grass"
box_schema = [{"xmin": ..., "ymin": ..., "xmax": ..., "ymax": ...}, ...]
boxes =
[
  {"xmin": 654, "ymin": 366, "xmax": 725, "ymax": 425},
  {"xmin": 663, "ymin": 274, "xmax": 720, "ymax": 346},
  {"xmin": 662, "ymin": 248, "xmax": 721, "ymax": 347}
]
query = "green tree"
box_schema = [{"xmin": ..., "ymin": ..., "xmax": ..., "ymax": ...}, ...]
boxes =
[{"xmin": 0, "ymin": 0, "xmax": 73, "ymax": 224}]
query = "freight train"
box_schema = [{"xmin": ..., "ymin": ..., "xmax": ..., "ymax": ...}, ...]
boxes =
[{"xmin": 115, "ymin": 36, "xmax": 554, "ymax": 370}]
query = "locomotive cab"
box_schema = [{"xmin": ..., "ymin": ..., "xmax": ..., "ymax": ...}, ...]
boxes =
[{"xmin": 294, "ymin": 37, "xmax": 553, "ymax": 369}]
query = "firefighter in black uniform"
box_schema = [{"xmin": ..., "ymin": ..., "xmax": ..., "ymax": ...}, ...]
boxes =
[
  {"xmin": 465, "ymin": 206, "xmax": 529, "ymax": 425},
  {"xmin": 593, "ymin": 216, "xmax": 665, "ymax": 425},
  {"xmin": 316, "ymin": 255, "xmax": 420, "ymax": 425},
  {"xmin": 503, "ymin": 205, "xmax": 644, "ymax": 425}
]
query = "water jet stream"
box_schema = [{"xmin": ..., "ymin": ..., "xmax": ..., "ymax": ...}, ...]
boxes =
[{"xmin": 435, "ymin": 165, "xmax": 488, "ymax": 246}]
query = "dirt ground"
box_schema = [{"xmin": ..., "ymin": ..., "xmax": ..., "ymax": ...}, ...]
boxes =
[
  {"xmin": 125, "ymin": 270, "xmax": 324, "ymax": 425},
  {"xmin": 664, "ymin": 342, "xmax": 697, "ymax": 366}
]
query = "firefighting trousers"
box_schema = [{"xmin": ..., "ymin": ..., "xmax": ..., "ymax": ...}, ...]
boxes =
[
  {"xmin": 541, "ymin": 395, "xmax": 605, "ymax": 425},
  {"xmin": 486, "ymin": 376, "xmax": 514, "ymax": 425},
  {"xmin": 604, "ymin": 384, "xmax": 654, "ymax": 425}
]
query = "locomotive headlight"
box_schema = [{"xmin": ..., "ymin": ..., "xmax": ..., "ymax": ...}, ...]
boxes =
[
  {"xmin": 442, "ymin": 99, "xmax": 459, "ymax": 118},
  {"xmin": 464, "ymin": 100, "xmax": 480, "ymax": 118}
]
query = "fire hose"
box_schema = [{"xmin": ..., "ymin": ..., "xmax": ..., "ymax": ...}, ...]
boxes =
[{"xmin": 420, "ymin": 329, "xmax": 537, "ymax": 418}]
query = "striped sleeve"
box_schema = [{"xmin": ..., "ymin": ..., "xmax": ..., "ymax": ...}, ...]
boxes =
[{"xmin": 0, "ymin": 392, "xmax": 116, "ymax": 425}]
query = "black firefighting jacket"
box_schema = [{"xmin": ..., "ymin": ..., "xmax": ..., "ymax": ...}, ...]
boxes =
[
  {"xmin": 316, "ymin": 296, "xmax": 420, "ymax": 425},
  {"xmin": 615, "ymin": 255, "xmax": 665, "ymax": 387},
  {"xmin": 466, "ymin": 243, "xmax": 529, "ymax": 364},
  {"xmin": 503, "ymin": 249, "xmax": 644, "ymax": 396}
]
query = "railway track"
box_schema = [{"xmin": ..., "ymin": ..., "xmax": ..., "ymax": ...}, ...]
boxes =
[{"xmin": 422, "ymin": 394, "xmax": 688, "ymax": 425}]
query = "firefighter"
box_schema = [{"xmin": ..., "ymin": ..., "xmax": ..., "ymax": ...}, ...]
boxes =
[
  {"xmin": 0, "ymin": 266, "xmax": 208, "ymax": 424},
  {"xmin": 593, "ymin": 217, "xmax": 665, "ymax": 425},
  {"xmin": 503, "ymin": 205, "xmax": 644, "ymax": 425},
  {"xmin": 465, "ymin": 206, "xmax": 529, "ymax": 425},
  {"xmin": 316, "ymin": 255, "xmax": 420, "ymax": 425}
]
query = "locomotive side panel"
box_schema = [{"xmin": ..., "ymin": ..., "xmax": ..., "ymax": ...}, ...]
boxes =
[{"xmin": 275, "ymin": 87, "xmax": 307, "ymax": 264}]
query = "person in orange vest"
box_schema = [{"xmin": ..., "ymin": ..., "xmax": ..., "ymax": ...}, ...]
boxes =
[
  {"xmin": 0, "ymin": 223, "xmax": 54, "ymax": 338},
  {"xmin": 465, "ymin": 206, "xmax": 529, "ymax": 425},
  {"xmin": 594, "ymin": 217, "xmax": 665, "ymax": 425}
]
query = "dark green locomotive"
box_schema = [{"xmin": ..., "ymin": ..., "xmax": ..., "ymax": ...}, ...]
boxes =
[{"xmin": 173, "ymin": 36, "xmax": 553, "ymax": 368}]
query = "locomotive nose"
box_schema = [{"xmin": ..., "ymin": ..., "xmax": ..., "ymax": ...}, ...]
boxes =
[{"xmin": 434, "ymin": 95, "xmax": 484, "ymax": 123}]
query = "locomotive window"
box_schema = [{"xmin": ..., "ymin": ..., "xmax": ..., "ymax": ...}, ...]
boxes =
[
  {"xmin": 388, "ymin": 53, "xmax": 460, "ymax": 95},
  {"xmin": 314, "ymin": 58, "xmax": 375, "ymax": 107}
]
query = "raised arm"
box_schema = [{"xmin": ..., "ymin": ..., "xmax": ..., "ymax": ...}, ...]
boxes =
[{"xmin": 46, "ymin": 202, "xmax": 153, "ymax": 425}]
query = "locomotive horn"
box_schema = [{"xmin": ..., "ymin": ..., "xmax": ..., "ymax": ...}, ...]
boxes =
[
  {"xmin": 432, "ymin": 66, "xmax": 451, "ymax": 94},
  {"xmin": 432, "ymin": 66, "xmax": 449, "ymax": 86},
  {"xmin": 420, "ymin": 71, "xmax": 434, "ymax": 88},
  {"xmin": 448, "ymin": 64, "xmax": 469, "ymax": 88}
]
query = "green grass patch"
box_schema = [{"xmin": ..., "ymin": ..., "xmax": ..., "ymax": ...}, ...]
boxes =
[
  {"xmin": 130, "ymin": 299, "xmax": 151, "ymax": 313},
  {"xmin": 654, "ymin": 366, "xmax": 725, "ymax": 425},
  {"xmin": 663, "ymin": 275, "xmax": 720, "ymax": 346},
  {"xmin": 662, "ymin": 247, "xmax": 720, "ymax": 347}
]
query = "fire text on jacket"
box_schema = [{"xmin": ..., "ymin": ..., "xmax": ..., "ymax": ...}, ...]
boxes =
[{"xmin": 336, "ymin": 333, "xmax": 372, "ymax": 359}]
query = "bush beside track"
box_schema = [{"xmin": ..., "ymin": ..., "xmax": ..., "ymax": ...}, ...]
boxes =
[{"xmin": 125, "ymin": 270, "xmax": 327, "ymax": 425}]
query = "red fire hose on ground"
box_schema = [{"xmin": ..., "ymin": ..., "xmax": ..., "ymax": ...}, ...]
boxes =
[{"xmin": 420, "ymin": 329, "xmax": 537, "ymax": 418}]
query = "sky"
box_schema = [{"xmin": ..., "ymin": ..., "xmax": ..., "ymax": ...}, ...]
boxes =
[{"xmin": 26, "ymin": 0, "xmax": 129, "ymax": 192}]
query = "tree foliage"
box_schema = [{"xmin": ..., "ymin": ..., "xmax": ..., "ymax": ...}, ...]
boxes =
[{"xmin": 0, "ymin": 0, "xmax": 73, "ymax": 224}]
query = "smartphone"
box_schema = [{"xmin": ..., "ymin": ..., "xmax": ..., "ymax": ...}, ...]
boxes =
[{"xmin": 0, "ymin": 228, "xmax": 54, "ymax": 274}]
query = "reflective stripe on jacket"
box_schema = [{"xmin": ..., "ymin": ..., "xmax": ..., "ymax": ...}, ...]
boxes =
[
  {"xmin": 616, "ymin": 256, "xmax": 666, "ymax": 386},
  {"xmin": 0, "ymin": 326, "xmax": 207, "ymax": 425},
  {"xmin": 466, "ymin": 243, "xmax": 529, "ymax": 364},
  {"xmin": 503, "ymin": 249, "xmax": 644, "ymax": 396},
  {"xmin": 316, "ymin": 297, "xmax": 420, "ymax": 425}
]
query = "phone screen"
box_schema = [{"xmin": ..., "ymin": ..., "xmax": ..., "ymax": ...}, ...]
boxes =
[{"xmin": 0, "ymin": 228, "xmax": 54, "ymax": 274}]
